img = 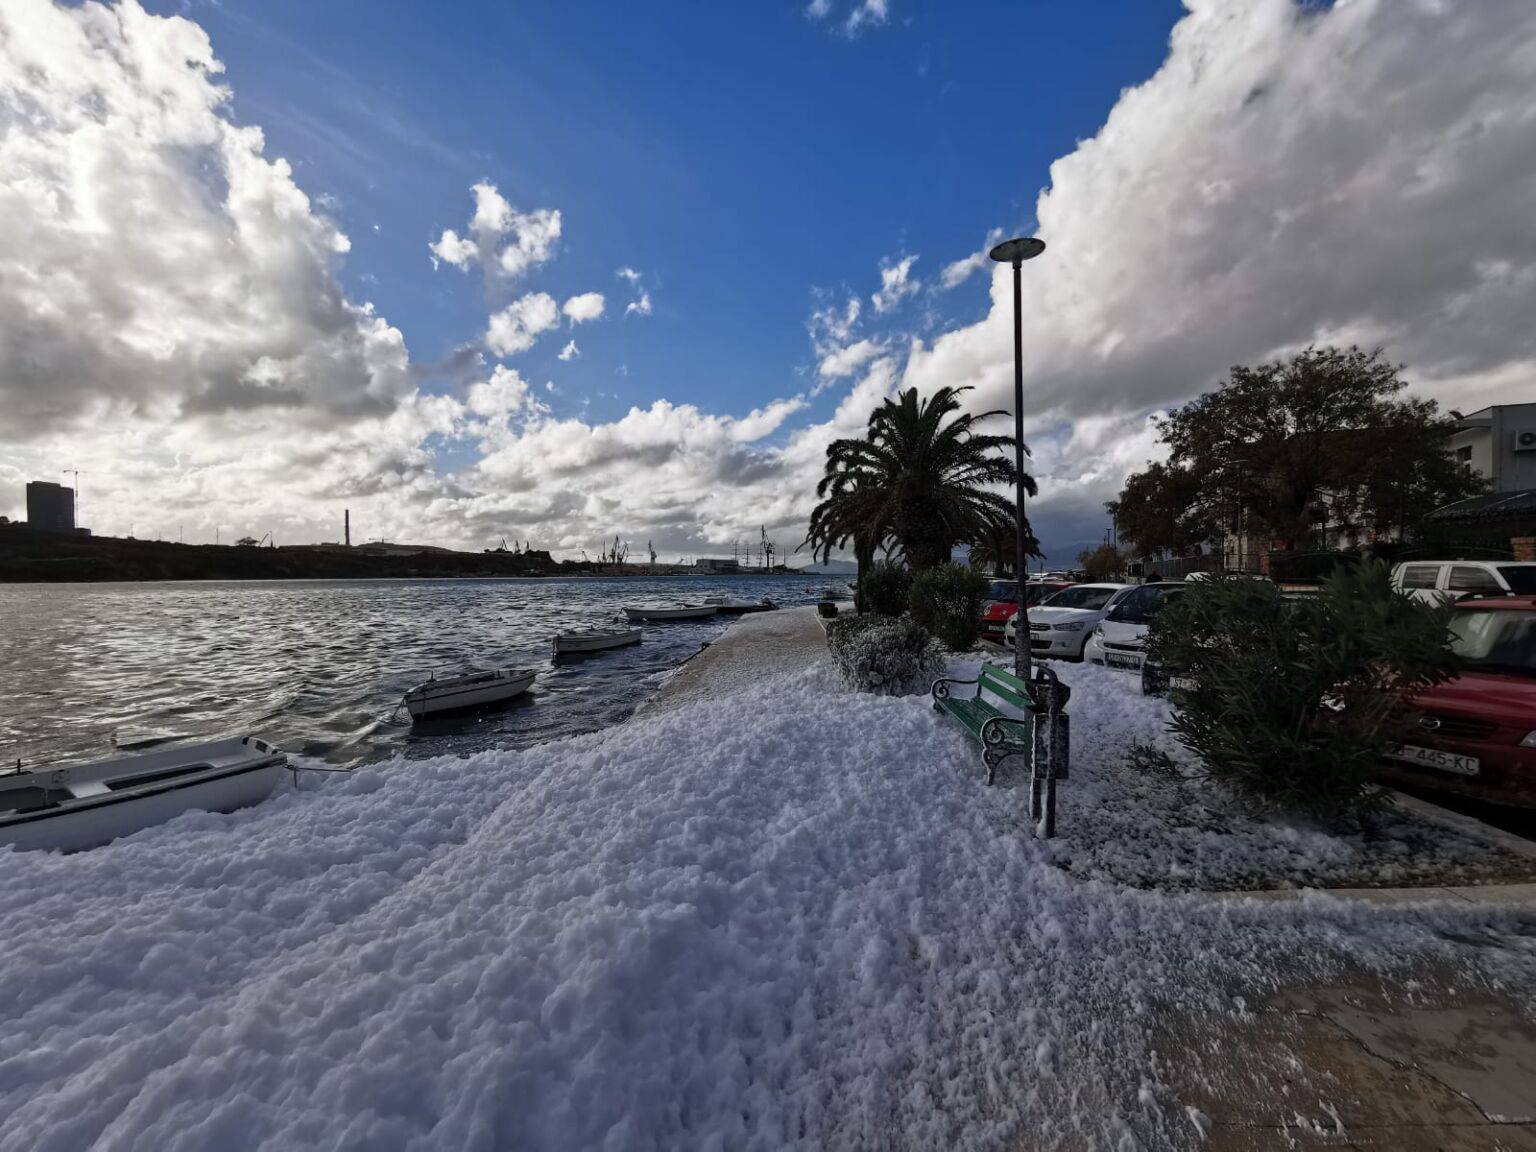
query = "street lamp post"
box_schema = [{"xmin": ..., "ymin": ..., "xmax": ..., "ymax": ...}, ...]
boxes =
[{"xmin": 988, "ymin": 236, "xmax": 1045, "ymax": 681}]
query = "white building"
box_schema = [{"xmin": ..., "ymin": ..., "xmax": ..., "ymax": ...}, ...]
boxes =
[{"xmin": 1448, "ymin": 403, "xmax": 1536, "ymax": 493}]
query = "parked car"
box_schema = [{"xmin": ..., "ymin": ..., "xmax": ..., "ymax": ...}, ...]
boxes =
[
  {"xmin": 1376, "ymin": 596, "xmax": 1536, "ymax": 807},
  {"xmin": 1391, "ymin": 560, "xmax": 1536, "ymax": 605},
  {"xmin": 978, "ymin": 578, "xmax": 1072, "ymax": 644},
  {"xmin": 1006, "ymin": 583, "xmax": 1134, "ymax": 661},
  {"xmin": 1084, "ymin": 582, "xmax": 1188, "ymax": 671}
]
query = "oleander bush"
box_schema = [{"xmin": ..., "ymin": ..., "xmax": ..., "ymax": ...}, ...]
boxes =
[
  {"xmin": 909, "ymin": 562, "xmax": 990, "ymax": 652},
  {"xmin": 826, "ymin": 615, "xmax": 945, "ymax": 696},
  {"xmin": 1144, "ymin": 562, "xmax": 1459, "ymax": 822},
  {"xmin": 859, "ymin": 560, "xmax": 912, "ymax": 618}
]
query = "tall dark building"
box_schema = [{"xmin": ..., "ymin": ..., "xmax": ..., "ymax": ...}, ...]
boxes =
[{"xmin": 26, "ymin": 481, "xmax": 75, "ymax": 533}]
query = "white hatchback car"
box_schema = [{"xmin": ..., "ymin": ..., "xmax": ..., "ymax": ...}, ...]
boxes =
[
  {"xmin": 1005, "ymin": 582, "xmax": 1134, "ymax": 660},
  {"xmin": 1392, "ymin": 560, "xmax": 1536, "ymax": 605},
  {"xmin": 1083, "ymin": 582, "xmax": 1188, "ymax": 670}
]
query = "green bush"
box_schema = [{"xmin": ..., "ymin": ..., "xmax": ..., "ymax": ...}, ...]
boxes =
[
  {"xmin": 909, "ymin": 562, "xmax": 990, "ymax": 652},
  {"xmin": 859, "ymin": 560, "xmax": 912, "ymax": 617},
  {"xmin": 826, "ymin": 615, "xmax": 945, "ymax": 695},
  {"xmin": 1145, "ymin": 562, "xmax": 1459, "ymax": 822}
]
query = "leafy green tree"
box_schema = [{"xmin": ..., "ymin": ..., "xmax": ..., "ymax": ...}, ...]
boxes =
[
  {"xmin": 1106, "ymin": 462, "xmax": 1213, "ymax": 558},
  {"xmin": 805, "ymin": 385, "xmax": 1035, "ymax": 576},
  {"xmin": 1114, "ymin": 346, "xmax": 1481, "ymax": 553},
  {"xmin": 1075, "ymin": 543, "xmax": 1125, "ymax": 582},
  {"xmin": 1145, "ymin": 563, "xmax": 1460, "ymax": 821}
]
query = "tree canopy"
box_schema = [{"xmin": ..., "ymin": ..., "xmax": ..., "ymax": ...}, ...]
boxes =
[
  {"xmin": 804, "ymin": 385, "xmax": 1035, "ymax": 574},
  {"xmin": 1111, "ymin": 346, "xmax": 1480, "ymax": 556}
]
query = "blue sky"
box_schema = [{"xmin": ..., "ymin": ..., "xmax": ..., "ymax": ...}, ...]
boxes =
[
  {"xmin": 7, "ymin": 1, "xmax": 1532, "ymax": 562},
  {"xmin": 160, "ymin": 0, "xmax": 1180, "ymax": 430}
]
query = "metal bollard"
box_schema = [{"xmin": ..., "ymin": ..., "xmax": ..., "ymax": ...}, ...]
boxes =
[{"xmin": 1028, "ymin": 668, "xmax": 1071, "ymax": 839}]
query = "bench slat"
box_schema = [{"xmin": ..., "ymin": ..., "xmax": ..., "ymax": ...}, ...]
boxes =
[{"xmin": 978, "ymin": 662, "xmax": 1034, "ymax": 705}]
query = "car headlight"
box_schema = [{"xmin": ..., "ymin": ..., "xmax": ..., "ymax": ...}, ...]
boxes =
[
  {"xmin": 1055, "ymin": 622, "xmax": 1086, "ymax": 632},
  {"xmin": 1523, "ymin": 730, "xmax": 1536, "ymax": 748}
]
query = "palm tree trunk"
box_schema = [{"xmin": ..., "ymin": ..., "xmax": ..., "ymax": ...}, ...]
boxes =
[{"xmin": 853, "ymin": 537, "xmax": 874, "ymax": 613}]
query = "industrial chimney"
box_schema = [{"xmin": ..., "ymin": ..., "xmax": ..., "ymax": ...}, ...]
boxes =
[{"xmin": 345, "ymin": 509, "xmax": 351, "ymax": 548}]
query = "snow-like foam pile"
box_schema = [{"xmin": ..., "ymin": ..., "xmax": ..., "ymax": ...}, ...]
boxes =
[{"xmin": 0, "ymin": 666, "xmax": 1532, "ymax": 1150}]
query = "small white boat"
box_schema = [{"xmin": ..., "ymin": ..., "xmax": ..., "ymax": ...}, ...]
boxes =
[
  {"xmin": 702, "ymin": 596, "xmax": 777, "ymax": 614},
  {"xmin": 0, "ymin": 736, "xmax": 288, "ymax": 854},
  {"xmin": 622, "ymin": 605, "xmax": 718, "ymax": 622},
  {"xmin": 403, "ymin": 668, "xmax": 536, "ymax": 720},
  {"xmin": 553, "ymin": 626, "xmax": 643, "ymax": 655}
]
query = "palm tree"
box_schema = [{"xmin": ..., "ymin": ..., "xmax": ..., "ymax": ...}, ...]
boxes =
[
  {"xmin": 803, "ymin": 386, "xmax": 1035, "ymax": 586},
  {"xmin": 966, "ymin": 521, "xmax": 1043, "ymax": 577}
]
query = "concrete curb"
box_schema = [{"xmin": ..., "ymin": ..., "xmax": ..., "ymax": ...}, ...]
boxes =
[
  {"xmin": 1387, "ymin": 787, "xmax": 1536, "ymax": 861},
  {"xmin": 1204, "ymin": 881, "xmax": 1536, "ymax": 906},
  {"xmin": 1199, "ymin": 792, "xmax": 1536, "ymax": 905}
]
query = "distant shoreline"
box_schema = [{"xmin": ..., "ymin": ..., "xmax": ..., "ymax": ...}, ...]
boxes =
[{"xmin": 0, "ymin": 525, "xmax": 849, "ymax": 585}]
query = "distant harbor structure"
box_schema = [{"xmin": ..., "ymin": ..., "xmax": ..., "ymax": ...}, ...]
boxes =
[{"xmin": 694, "ymin": 557, "xmax": 740, "ymax": 574}]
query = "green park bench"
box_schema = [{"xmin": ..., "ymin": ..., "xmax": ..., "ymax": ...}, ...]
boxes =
[{"xmin": 931, "ymin": 663, "xmax": 1039, "ymax": 785}]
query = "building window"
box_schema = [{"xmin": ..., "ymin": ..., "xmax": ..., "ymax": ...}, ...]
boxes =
[{"xmin": 1456, "ymin": 445, "xmax": 1472, "ymax": 463}]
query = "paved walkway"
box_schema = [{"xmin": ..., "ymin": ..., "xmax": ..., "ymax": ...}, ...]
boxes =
[
  {"xmin": 633, "ymin": 605, "xmax": 829, "ymax": 717},
  {"xmin": 1153, "ymin": 975, "xmax": 1536, "ymax": 1150}
]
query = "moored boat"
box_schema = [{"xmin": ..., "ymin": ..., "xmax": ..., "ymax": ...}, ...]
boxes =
[
  {"xmin": 553, "ymin": 626, "xmax": 643, "ymax": 655},
  {"xmin": 701, "ymin": 596, "xmax": 778, "ymax": 614},
  {"xmin": 403, "ymin": 668, "xmax": 536, "ymax": 720},
  {"xmin": 0, "ymin": 736, "xmax": 288, "ymax": 854},
  {"xmin": 622, "ymin": 605, "xmax": 718, "ymax": 622}
]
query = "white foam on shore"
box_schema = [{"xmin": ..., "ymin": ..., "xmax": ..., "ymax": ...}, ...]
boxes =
[{"xmin": 0, "ymin": 664, "xmax": 1531, "ymax": 1150}]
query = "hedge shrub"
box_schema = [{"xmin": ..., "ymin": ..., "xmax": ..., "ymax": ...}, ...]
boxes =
[
  {"xmin": 1144, "ymin": 562, "xmax": 1459, "ymax": 821},
  {"xmin": 909, "ymin": 562, "xmax": 990, "ymax": 652},
  {"xmin": 859, "ymin": 560, "xmax": 912, "ymax": 618},
  {"xmin": 826, "ymin": 615, "xmax": 945, "ymax": 696}
]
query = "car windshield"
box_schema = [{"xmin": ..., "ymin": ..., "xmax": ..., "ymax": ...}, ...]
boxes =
[
  {"xmin": 1041, "ymin": 586, "xmax": 1118, "ymax": 611},
  {"xmin": 1021, "ymin": 584, "xmax": 1063, "ymax": 606},
  {"xmin": 986, "ymin": 580, "xmax": 1018, "ymax": 603},
  {"xmin": 1105, "ymin": 584, "xmax": 1183, "ymax": 623},
  {"xmin": 1448, "ymin": 608, "xmax": 1536, "ymax": 676},
  {"xmin": 1496, "ymin": 565, "xmax": 1536, "ymax": 594}
]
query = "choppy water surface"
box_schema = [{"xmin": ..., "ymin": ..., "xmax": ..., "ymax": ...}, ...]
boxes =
[{"xmin": 0, "ymin": 575, "xmax": 842, "ymax": 769}]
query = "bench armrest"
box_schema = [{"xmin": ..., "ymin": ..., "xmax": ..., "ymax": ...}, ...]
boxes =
[
  {"xmin": 979, "ymin": 713, "xmax": 1032, "ymax": 747},
  {"xmin": 930, "ymin": 675, "xmax": 980, "ymax": 705}
]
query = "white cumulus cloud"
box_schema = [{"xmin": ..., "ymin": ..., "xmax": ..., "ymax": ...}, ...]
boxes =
[
  {"xmin": 486, "ymin": 292, "xmax": 560, "ymax": 357},
  {"xmin": 430, "ymin": 181, "xmax": 561, "ymax": 281},
  {"xmin": 897, "ymin": 0, "xmax": 1536, "ymax": 555},
  {"xmin": 562, "ymin": 292, "xmax": 605, "ymax": 324}
]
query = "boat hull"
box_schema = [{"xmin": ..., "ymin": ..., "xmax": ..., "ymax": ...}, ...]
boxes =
[
  {"xmin": 553, "ymin": 629, "xmax": 643, "ymax": 654},
  {"xmin": 0, "ymin": 751, "xmax": 286, "ymax": 854},
  {"xmin": 622, "ymin": 606, "xmax": 717, "ymax": 622},
  {"xmin": 405, "ymin": 671, "xmax": 535, "ymax": 720}
]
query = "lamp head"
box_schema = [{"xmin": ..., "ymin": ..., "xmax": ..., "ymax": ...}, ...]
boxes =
[{"xmin": 989, "ymin": 236, "xmax": 1046, "ymax": 265}]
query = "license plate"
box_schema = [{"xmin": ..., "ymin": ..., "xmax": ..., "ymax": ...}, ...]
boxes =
[
  {"xmin": 1387, "ymin": 744, "xmax": 1479, "ymax": 776},
  {"xmin": 1169, "ymin": 675, "xmax": 1195, "ymax": 691},
  {"xmin": 1105, "ymin": 654, "xmax": 1141, "ymax": 669}
]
